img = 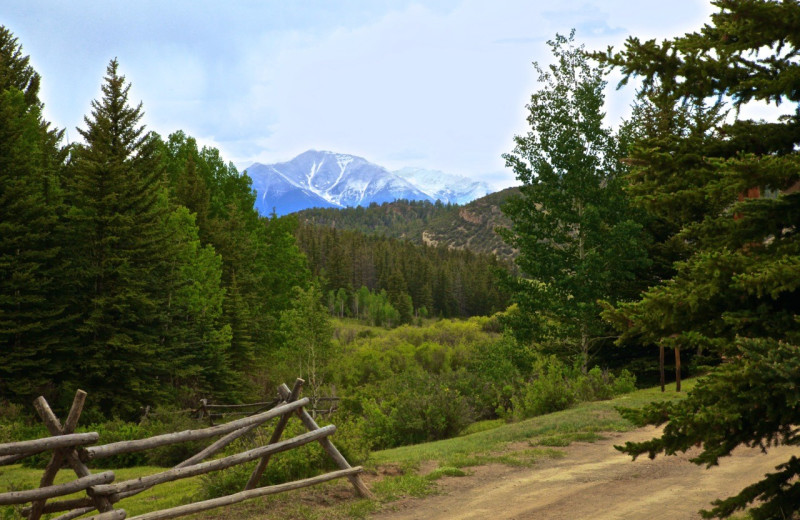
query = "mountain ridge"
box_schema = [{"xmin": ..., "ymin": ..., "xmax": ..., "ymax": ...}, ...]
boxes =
[
  {"xmin": 245, "ymin": 150, "xmax": 491, "ymax": 216},
  {"xmin": 295, "ymin": 187, "xmax": 520, "ymax": 260}
]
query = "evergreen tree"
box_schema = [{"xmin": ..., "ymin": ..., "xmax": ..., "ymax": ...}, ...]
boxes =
[
  {"xmin": 0, "ymin": 27, "xmax": 68, "ymax": 403},
  {"xmin": 597, "ymin": 1, "xmax": 800, "ymax": 517},
  {"xmin": 63, "ymin": 59, "xmax": 174, "ymax": 417},
  {"xmin": 500, "ymin": 32, "xmax": 650, "ymax": 372}
]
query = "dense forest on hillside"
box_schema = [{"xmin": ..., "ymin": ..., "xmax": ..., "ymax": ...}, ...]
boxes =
[
  {"xmin": 294, "ymin": 221, "xmax": 510, "ymax": 321},
  {"xmin": 296, "ymin": 188, "xmax": 519, "ymax": 260}
]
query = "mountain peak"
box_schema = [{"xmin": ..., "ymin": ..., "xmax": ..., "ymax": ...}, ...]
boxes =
[{"xmin": 245, "ymin": 150, "xmax": 492, "ymax": 216}]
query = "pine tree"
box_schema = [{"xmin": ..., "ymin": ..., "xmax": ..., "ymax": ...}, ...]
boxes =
[
  {"xmin": 596, "ymin": 1, "xmax": 800, "ymax": 517},
  {"xmin": 500, "ymin": 31, "xmax": 650, "ymax": 372},
  {"xmin": 63, "ymin": 59, "xmax": 175, "ymax": 417},
  {"xmin": 0, "ymin": 27, "xmax": 68, "ymax": 403}
]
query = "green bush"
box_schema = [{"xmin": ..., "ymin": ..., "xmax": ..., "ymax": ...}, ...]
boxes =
[
  {"xmin": 78, "ymin": 419, "xmax": 149, "ymax": 468},
  {"xmin": 511, "ymin": 357, "xmax": 577, "ymax": 420},
  {"xmin": 200, "ymin": 413, "xmax": 371, "ymax": 499},
  {"xmin": 140, "ymin": 411, "xmax": 213, "ymax": 467},
  {"xmin": 361, "ymin": 370, "xmax": 474, "ymax": 449},
  {"xmin": 510, "ymin": 357, "xmax": 637, "ymax": 421}
]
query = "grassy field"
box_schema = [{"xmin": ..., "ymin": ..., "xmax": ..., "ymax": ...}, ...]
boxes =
[{"xmin": 0, "ymin": 380, "xmax": 691, "ymax": 520}]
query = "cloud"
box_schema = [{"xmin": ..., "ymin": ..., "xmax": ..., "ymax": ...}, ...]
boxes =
[
  {"xmin": 8, "ymin": 0, "xmax": 715, "ymax": 183},
  {"xmin": 493, "ymin": 37, "xmax": 544, "ymax": 45}
]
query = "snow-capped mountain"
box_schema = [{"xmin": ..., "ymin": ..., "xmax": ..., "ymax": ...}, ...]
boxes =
[
  {"xmin": 245, "ymin": 150, "xmax": 490, "ymax": 216},
  {"xmin": 393, "ymin": 167, "xmax": 490, "ymax": 205}
]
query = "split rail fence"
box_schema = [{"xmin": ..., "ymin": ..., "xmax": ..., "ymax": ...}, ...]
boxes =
[{"xmin": 0, "ymin": 379, "xmax": 371, "ymax": 520}]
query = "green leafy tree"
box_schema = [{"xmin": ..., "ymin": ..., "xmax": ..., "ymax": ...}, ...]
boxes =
[
  {"xmin": 0, "ymin": 27, "xmax": 68, "ymax": 404},
  {"xmin": 500, "ymin": 32, "xmax": 650, "ymax": 372},
  {"xmin": 162, "ymin": 207, "xmax": 236, "ymax": 403},
  {"xmin": 279, "ymin": 284, "xmax": 334, "ymax": 409},
  {"xmin": 596, "ymin": 1, "xmax": 800, "ymax": 517}
]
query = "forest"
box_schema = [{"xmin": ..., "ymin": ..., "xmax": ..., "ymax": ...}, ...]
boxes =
[{"xmin": 2, "ymin": 1, "xmax": 800, "ymax": 517}]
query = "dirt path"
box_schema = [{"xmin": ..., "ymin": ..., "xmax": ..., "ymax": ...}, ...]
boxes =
[{"xmin": 373, "ymin": 426, "xmax": 795, "ymax": 520}]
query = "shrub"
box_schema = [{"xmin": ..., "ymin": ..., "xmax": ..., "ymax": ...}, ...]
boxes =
[
  {"xmin": 140, "ymin": 411, "xmax": 213, "ymax": 467},
  {"xmin": 362, "ymin": 370, "xmax": 474, "ymax": 449},
  {"xmin": 511, "ymin": 357, "xmax": 577, "ymax": 420},
  {"xmin": 510, "ymin": 357, "xmax": 637, "ymax": 421},
  {"xmin": 199, "ymin": 413, "xmax": 371, "ymax": 499}
]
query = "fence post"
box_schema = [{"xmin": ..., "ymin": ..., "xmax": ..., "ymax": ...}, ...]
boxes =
[
  {"xmin": 244, "ymin": 378, "xmax": 305, "ymax": 490},
  {"xmin": 33, "ymin": 395, "xmax": 115, "ymax": 515},
  {"xmin": 277, "ymin": 385, "xmax": 374, "ymax": 499}
]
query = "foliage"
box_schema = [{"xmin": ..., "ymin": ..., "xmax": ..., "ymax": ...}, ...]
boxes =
[
  {"xmin": 0, "ymin": 27, "xmax": 313, "ymax": 414},
  {"xmin": 278, "ymin": 284, "xmax": 335, "ymax": 407},
  {"xmin": 500, "ymin": 31, "xmax": 650, "ymax": 371},
  {"xmin": 295, "ymin": 221, "xmax": 510, "ymax": 321},
  {"xmin": 595, "ymin": 1, "xmax": 800, "ymax": 517},
  {"xmin": 200, "ymin": 414, "xmax": 371, "ymax": 499},
  {"xmin": 328, "ymin": 317, "xmax": 636, "ymax": 450},
  {"xmin": 296, "ymin": 187, "xmax": 520, "ymax": 260},
  {"xmin": 359, "ymin": 369, "xmax": 475, "ymax": 449},
  {"xmin": 0, "ymin": 27, "xmax": 68, "ymax": 406},
  {"xmin": 510, "ymin": 357, "xmax": 636, "ymax": 421}
]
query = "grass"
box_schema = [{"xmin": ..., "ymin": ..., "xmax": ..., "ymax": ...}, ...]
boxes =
[
  {"xmin": 0, "ymin": 380, "xmax": 691, "ymax": 519},
  {"xmin": 0, "ymin": 465, "xmax": 201, "ymax": 519},
  {"xmin": 370, "ymin": 379, "xmax": 692, "ymax": 470}
]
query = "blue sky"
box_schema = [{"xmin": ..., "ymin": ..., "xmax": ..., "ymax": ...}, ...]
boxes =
[{"xmin": 4, "ymin": 1, "xmax": 717, "ymax": 189}]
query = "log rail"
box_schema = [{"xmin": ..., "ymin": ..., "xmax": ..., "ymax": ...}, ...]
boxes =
[{"xmin": 0, "ymin": 380, "xmax": 371, "ymax": 520}]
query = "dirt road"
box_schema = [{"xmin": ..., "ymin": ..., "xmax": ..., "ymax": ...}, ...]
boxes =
[{"xmin": 373, "ymin": 426, "xmax": 795, "ymax": 520}]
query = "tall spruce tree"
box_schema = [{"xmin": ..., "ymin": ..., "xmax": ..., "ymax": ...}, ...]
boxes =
[
  {"xmin": 500, "ymin": 32, "xmax": 649, "ymax": 372},
  {"xmin": 64, "ymin": 59, "xmax": 175, "ymax": 417},
  {"xmin": 596, "ymin": 1, "xmax": 800, "ymax": 517},
  {"xmin": 0, "ymin": 27, "xmax": 68, "ymax": 403}
]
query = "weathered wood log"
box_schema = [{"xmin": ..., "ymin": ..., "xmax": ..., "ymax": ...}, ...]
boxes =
[
  {"xmin": 0, "ymin": 471, "xmax": 114, "ymax": 506},
  {"xmin": 53, "ymin": 509, "xmax": 126, "ymax": 520},
  {"xmin": 0, "ymin": 452, "xmax": 32, "ymax": 465},
  {"xmin": 53, "ymin": 506, "xmax": 95, "ymax": 520},
  {"xmin": 83, "ymin": 511, "xmax": 127, "ymax": 520},
  {"xmin": 202, "ymin": 400, "xmax": 278, "ymax": 409},
  {"xmin": 52, "ymin": 506, "xmax": 97, "ymax": 520},
  {"xmin": 245, "ymin": 378, "xmax": 304, "ymax": 490},
  {"xmin": 91, "ymin": 425, "xmax": 336, "ymax": 497},
  {"xmin": 29, "ymin": 390, "xmax": 88, "ymax": 520},
  {"xmin": 125, "ymin": 467, "xmax": 364, "ymax": 520},
  {"xmin": 176, "ymin": 384, "xmax": 300, "ymax": 470},
  {"xmin": 85, "ymin": 398, "xmax": 309, "ymax": 460},
  {"xmin": 63, "ymin": 390, "xmax": 87, "ymax": 433},
  {"xmin": 22, "ymin": 495, "xmax": 93, "ymax": 516},
  {"xmin": 33, "ymin": 397, "xmax": 114, "ymax": 513},
  {"xmin": 0, "ymin": 432, "xmax": 98, "ymax": 457},
  {"xmin": 277, "ymin": 385, "xmax": 374, "ymax": 499},
  {"xmin": 173, "ymin": 424, "xmax": 252, "ymax": 469}
]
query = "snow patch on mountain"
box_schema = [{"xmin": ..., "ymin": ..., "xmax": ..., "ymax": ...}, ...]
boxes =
[
  {"xmin": 245, "ymin": 150, "xmax": 493, "ymax": 216},
  {"xmin": 394, "ymin": 167, "xmax": 490, "ymax": 204}
]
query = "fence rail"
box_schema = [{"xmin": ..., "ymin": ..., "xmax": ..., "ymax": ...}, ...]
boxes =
[{"xmin": 0, "ymin": 379, "xmax": 371, "ymax": 520}]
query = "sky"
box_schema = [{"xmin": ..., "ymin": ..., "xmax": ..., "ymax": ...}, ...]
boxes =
[{"xmin": 4, "ymin": 1, "xmax": 720, "ymax": 189}]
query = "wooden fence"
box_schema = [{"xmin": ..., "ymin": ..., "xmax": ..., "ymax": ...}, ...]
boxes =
[
  {"xmin": 196, "ymin": 396, "xmax": 340, "ymax": 424},
  {"xmin": 0, "ymin": 379, "xmax": 371, "ymax": 520}
]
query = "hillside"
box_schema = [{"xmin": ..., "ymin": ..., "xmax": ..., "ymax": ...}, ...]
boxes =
[{"xmin": 295, "ymin": 187, "xmax": 520, "ymax": 260}]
